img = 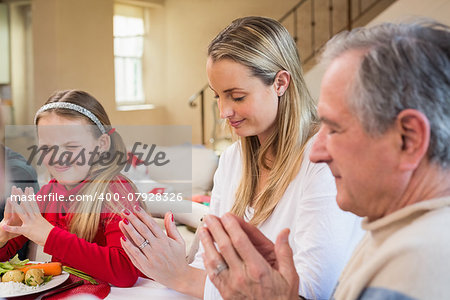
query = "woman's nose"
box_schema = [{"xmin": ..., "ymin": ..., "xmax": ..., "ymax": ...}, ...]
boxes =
[
  {"xmin": 310, "ymin": 127, "xmax": 332, "ymax": 163},
  {"xmin": 218, "ymin": 98, "xmax": 233, "ymax": 119}
]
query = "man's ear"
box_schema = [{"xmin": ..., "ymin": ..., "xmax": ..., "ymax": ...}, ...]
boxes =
[
  {"xmin": 274, "ymin": 70, "xmax": 290, "ymax": 97},
  {"xmin": 98, "ymin": 134, "xmax": 111, "ymax": 153},
  {"xmin": 396, "ymin": 109, "xmax": 430, "ymax": 171}
]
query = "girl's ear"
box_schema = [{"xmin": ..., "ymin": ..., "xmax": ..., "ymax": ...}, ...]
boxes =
[
  {"xmin": 98, "ymin": 134, "xmax": 111, "ymax": 153},
  {"xmin": 274, "ymin": 70, "xmax": 291, "ymax": 97}
]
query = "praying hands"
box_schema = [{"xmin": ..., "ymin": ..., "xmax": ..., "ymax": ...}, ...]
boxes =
[{"xmin": 199, "ymin": 213, "xmax": 300, "ymax": 300}]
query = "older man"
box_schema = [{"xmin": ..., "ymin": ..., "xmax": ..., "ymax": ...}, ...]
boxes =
[{"xmin": 200, "ymin": 20, "xmax": 450, "ymax": 300}]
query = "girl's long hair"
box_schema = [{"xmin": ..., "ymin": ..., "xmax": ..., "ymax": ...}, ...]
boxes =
[
  {"xmin": 35, "ymin": 90, "xmax": 137, "ymax": 242},
  {"xmin": 208, "ymin": 17, "xmax": 319, "ymax": 225}
]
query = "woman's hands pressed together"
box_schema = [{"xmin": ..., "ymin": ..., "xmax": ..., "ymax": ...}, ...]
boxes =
[
  {"xmin": 1, "ymin": 187, "xmax": 54, "ymax": 247},
  {"xmin": 119, "ymin": 206, "xmax": 194, "ymax": 289},
  {"xmin": 200, "ymin": 213, "xmax": 300, "ymax": 300}
]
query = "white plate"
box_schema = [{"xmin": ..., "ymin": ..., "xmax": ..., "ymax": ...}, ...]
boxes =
[{"xmin": 0, "ymin": 266, "xmax": 69, "ymax": 298}]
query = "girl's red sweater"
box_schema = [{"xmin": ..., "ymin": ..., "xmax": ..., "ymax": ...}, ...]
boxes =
[{"xmin": 0, "ymin": 177, "xmax": 140, "ymax": 287}]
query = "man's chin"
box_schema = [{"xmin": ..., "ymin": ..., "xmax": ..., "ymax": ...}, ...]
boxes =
[
  {"xmin": 336, "ymin": 195, "xmax": 353, "ymax": 213},
  {"xmin": 337, "ymin": 197, "xmax": 368, "ymax": 218}
]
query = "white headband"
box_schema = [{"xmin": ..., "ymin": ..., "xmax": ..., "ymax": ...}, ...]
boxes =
[{"xmin": 34, "ymin": 102, "xmax": 106, "ymax": 134}]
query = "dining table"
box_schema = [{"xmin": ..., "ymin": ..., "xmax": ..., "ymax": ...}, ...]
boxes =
[
  {"xmin": 106, "ymin": 277, "xmax": 198, "ymax": 300},
  {"xmin": 0, "ymin": 277, "xmax": 198, "ymax": 300}
]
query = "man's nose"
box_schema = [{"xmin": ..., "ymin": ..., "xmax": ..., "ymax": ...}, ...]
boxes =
[{"xmin": 310, "ymin": 127, "xmax": 332, "ymax": 163}]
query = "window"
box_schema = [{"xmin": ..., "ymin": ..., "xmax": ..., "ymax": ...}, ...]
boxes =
[{"xmin": 114, "ymin": 4, "xmax": 146, "ymax": 105}]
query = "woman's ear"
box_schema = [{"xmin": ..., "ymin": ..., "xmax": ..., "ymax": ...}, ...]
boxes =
[
  {"xmin": 396, "ymin": 109, "xmax": 430, "ymax": 171},
  {"xmin": 98, "ymin": 134, "xmax": 111, "ymax": 153},
  {"xmin": 274, "ymin": 70, "xmax": 291, "ymax": 97}
]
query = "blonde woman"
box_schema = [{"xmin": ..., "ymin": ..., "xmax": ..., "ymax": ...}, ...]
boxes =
[
  {"xmin": 119, "ymin": 16, "xmax": 363, "ymax": 299},
  {"xmin": 0, "ymin": 90, "xmax": 140, "ymax": 287}
]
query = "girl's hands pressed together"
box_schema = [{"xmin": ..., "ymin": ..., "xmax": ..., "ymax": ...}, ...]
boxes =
[
  {"xmin": 2, "ymin": 187, "xmax": 54, "ymax": 247},
  {"xmin": 119, "ymin": 206, "xmax": 190, "ymax": 289},
  {"xmin": 0, "ymin": 188, "xmax": 24, "ymax": 247}
]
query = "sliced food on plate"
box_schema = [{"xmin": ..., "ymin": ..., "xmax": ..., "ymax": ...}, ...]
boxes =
[{"xmin": 0, "ymin": 255, "xmax": 68, "ymax": 297}]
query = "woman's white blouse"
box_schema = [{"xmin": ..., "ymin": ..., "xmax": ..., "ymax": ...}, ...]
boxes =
[{"xmin": 191, "ymin": 139, "xmax": 364, "ymax": 299}]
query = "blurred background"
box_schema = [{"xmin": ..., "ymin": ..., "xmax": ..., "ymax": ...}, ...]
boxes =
[{"xmin": 0, "ymin": 0, "xmax": 449, "ymax": 152}]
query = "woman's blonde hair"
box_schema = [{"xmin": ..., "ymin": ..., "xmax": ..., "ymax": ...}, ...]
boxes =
[
  {"xmin": 35, "ymin": 90, "xmax": 137, "ymax": 241},
  {"xmin": 208, "ymin": 16, "xmax": 318, "ymax": 225}
]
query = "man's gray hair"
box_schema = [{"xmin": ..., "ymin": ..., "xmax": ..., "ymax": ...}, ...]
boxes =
[{"xmin": 321, "ymin": 20, "xmax": 450, "ymax": 167}]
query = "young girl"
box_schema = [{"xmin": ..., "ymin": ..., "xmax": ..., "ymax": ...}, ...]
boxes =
[
  {"xmin": 119, "ymin": 16, "xmax": 364, "ymax": 299},
  {"xmin": 0, "ymin": 90, "xmax": 140, "ymax": 287}
]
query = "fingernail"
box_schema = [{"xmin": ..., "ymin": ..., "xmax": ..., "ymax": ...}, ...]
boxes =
[
  {"xmin": 134, "ymin": 205, "xmax": 141, "ymax": 212},
  {"xmin": 123, "ymin": 218, "xmax": 129, "ymax": 225},
  {"xmin": 171, "ymin": 213, "xmax": 174, "ymax": 222},
  {"xmin": 199, "ymin": 228, "xmax": 206, "ymax": 239},
  {"xmin": 121, "ymin": 236, "xmax": 127, "ymax": 242},
  {"xmin": 280, "ymin": 229, "xmax": 290, "ymax": 243},
  {"xmin": 122, "ymin": 208, "xmax": 130, "ymax": 216}
]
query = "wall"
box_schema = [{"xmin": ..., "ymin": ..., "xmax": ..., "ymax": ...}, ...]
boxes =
[
  {"xmin": 10, "ymin": 3, "xmax": 33, "ymax": 125},
  {"xmin": 0, "ymin": 3, "xmax": 9, "ymax": 84},
  {"xmin": 304, "ymin": 0, "xmax": 450, "ymax": 101},
  {"xmin": 163, "ymin": 0, "xmax": 301, "ymax": 144},
  {"xmin": 31, "ymin": 0, "xmax": 422, "ymax": 143},
  {"xmin": 29, "ymin": 0, "xmax": 301, "ymax": 144},
  {"xmin": 31, "ymin": 0, "xmax": 168, "ymax": 126},
  {"xmin": 9, "ymin": 0, "xmax": 447, "ymax": 190}
]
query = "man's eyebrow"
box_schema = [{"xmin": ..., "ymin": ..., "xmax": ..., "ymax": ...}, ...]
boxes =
[
  {"xmin": 319, "ymin": 117, "xmax": 341, "ymax": 128},
  {"xmin": 62, "ymin": 141, "xmax": 81, "ymax": 145}
]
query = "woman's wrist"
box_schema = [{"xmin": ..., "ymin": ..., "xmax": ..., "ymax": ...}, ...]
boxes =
[{"xmin": 172, "ymin": 265, "xmax": 206, "ymax": 298}]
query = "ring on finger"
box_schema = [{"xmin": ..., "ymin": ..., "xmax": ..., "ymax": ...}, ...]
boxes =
[
  {"xmin": 213, "ymin": 261, "xmax": 228, "ymax": 276},
  {"xmin": 138, "ymin": 239, "xmax": 150, "ymax": 250}
]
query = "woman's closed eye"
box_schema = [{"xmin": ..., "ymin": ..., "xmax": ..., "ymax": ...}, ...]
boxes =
[
  {"xmin": 230, "ymin": 92, "xmax": 246, "ymax": 102},
  {"xmin": 213, "ymin": 93, "xmax": 245, "ymax": 102}
]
